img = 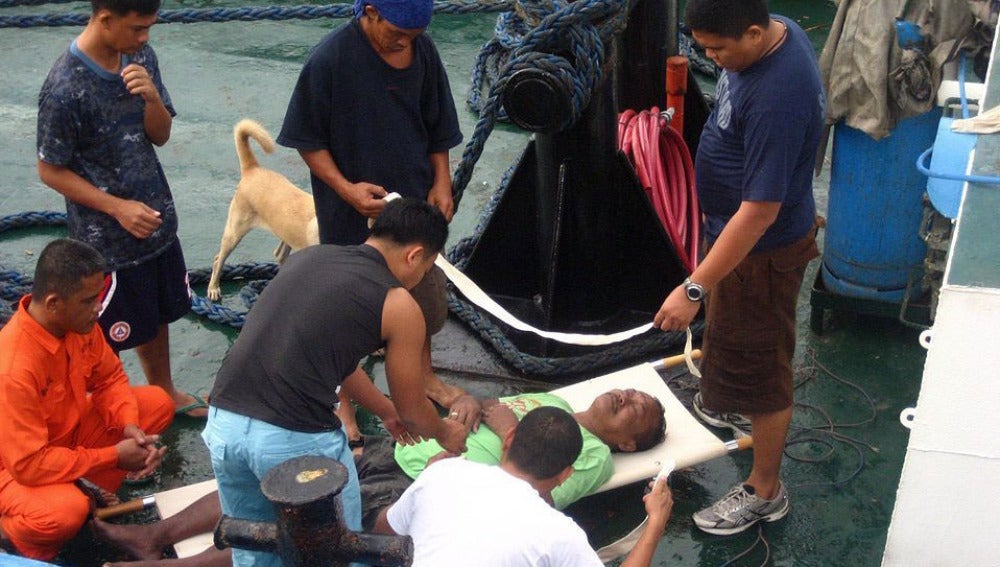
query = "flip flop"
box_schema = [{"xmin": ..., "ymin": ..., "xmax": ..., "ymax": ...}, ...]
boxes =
[
  {"xmin": 121, "ymin": 469, "xmax": 159, "ymax": 487},
  {"xmin": 175, "ymin": 392, "xmax": 209, "ymax": 418}
]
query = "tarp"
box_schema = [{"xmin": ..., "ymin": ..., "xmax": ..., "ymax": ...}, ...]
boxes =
[{"xmin": 819, "ymin": 0, "xmax": 979, "ymax": 140}]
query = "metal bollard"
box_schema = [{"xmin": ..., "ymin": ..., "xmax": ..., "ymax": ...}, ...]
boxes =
[{"xmin": 215, "ymin": 455, "xmax": 413, "ymax": 567}]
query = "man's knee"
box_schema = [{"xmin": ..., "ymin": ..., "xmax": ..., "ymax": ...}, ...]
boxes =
[
  {"xmin": 134, "ymin": 384, "xmax": 176, "ymax": 434},
  {"xmin": 3, "ymin": 487, "xmax": 90, "ymax": 560},
  {"xmin": 410, "ymin": 265, "xmax": 447, "ymax": 336}
]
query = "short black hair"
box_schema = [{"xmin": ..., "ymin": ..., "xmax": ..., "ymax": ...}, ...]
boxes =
[
  {"xmin": 507, "ymin": 407, "xmax": 583, "ymax": 480},
  {"xmin": 370, "ymin": 198, "xmax": 448, "ymax": 256},
  {"xmin": 685, "ymin": 0, "xmax": 770, "ymax": 39},
  {"xmin": 634, "ymin": 398, "xmax": 666, "ymax": 451},
  {"xmin": 32, "ymin": 238, "xmax": 107, "ymax": 298},
  {"xmin": 91, "ymin": 0, "xmax": 160, "ymax": 17}
]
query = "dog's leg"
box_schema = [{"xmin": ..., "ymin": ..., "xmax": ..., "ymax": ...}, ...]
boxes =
[
  {"xmin": 208, "ymin": 198, "xmax": 255, "ymax": 301},
  {"xmin": 273, "ymin": 241, "xmax": 292, "ymax": 264}
]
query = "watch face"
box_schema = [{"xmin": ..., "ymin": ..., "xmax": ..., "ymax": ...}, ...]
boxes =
[{"xmin": 685, "ymin": 283, "xmax": 703, "ymax": 302}]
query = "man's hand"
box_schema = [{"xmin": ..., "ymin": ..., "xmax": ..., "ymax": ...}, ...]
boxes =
[
  {"xmin": 112, "ymin": 199, "xmax": 163, "ymax": 238},
  {"xmin": 643, "ymin": 476, "xmax": 674, "ymax": 525},
  {"xmin": 435, "ymin": 418, "xmax": 467, "ymax": 455},
  {"xmin": 481, "ymin": 402, "xmax": 518, "ymax": 439},
  {"xmin": 121, "ymin": 63, "xmax": 161, "ymax": 104},
  {"xmin": 115, "ymin": 437, "xmax": 164, "ymax": 472},
  {"xmin": 448, "ymin": 394, "xmax": 482, "ymax": 433},
  {"xmin": 427, "ymin": 182, "xmax": 454, "ymax": 222},
  {"xmin": 653, "ymin": 285, "xmax": 700, "ymax": 332},
  {"xmin": 426, "ymin": 450, "xmax": 459, "ymax": 468},
  {"xmin": 344, "ymin": 182, "xmax": 388, "ymax": 217},
  {"xmin": 121, "ymin": 424, "xmax": 148, "ymax": 446},
  {"xmin": 383, "ymin": 413, "xmax": 419, "ymax": 446}
]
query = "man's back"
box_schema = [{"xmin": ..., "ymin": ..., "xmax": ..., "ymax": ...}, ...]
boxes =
[
  {"xmin": 386, "ymin": 458, "xmax": 603, "ymax": 567},
  {"xmin": 209, "ymin": 244, "xmax": 399, "ymax": 432}
]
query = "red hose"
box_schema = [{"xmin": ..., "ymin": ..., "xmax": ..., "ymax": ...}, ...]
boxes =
[{"xmin": 618, "ymin": 107, "xmax": 700, "ymax": 273}]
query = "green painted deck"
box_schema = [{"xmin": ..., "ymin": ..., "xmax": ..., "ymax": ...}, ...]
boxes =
[{"xmin": 0, "ymin": 1, "xmax": 936, "ymax": 565}]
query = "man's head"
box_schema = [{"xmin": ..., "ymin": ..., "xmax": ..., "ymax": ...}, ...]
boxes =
[
  {"xmin": 582, "ymin": 389, "xmax": 666, "ymax": 453},
  {"xmin": 354, "ymin": 0, "xmax": 432, "ymax": 54},
  {"xmin": 29, "ymin": 238, "xmax": 108, "ymax": 337},
  {"xmin": 684, "ymin": 0, "xmax": 773, "ymax": 72},
  {"xmin": 369, "ymin": 198, "xmax": 448, "ymax": 289},
  {"xmin": 504, "ymin": 407, "xmax": 583, "ymax": 483},
  {"xmin": 89, "ymin": 0, "xmax": 161, "ymax": 55}
]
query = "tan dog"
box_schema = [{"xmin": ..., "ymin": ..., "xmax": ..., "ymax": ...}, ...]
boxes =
[{"xmin": 207, "ymin": 119, "xmax": 319, "ymax": 301}]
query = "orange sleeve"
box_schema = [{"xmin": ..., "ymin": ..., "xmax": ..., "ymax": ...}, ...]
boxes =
[{"xmin": 0, "ymin": 367, "xmax": 119, "ymax": 487}]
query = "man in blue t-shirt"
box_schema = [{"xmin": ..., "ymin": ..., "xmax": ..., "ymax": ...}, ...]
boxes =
[
  {"xmin": 278, "ymin": 0, "xmax": 472, "ymax": 444},
  {"xmin": 653, "ymin": 0, "xmax": 824, "ymax": 536},
  {"xmin": 36, "ymin": 0, "xmax": 205, "ymax": 419}
]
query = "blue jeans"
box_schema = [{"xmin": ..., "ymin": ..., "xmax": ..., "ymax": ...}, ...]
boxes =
[{"xmin": 202, "ymin": 407, "xmax": 363, "ymax": 567}]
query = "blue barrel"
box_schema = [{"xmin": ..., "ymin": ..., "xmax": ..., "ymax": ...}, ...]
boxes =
[{"xmin": 822, "ymin": 109, "xmax": 941, "ymax": 302}]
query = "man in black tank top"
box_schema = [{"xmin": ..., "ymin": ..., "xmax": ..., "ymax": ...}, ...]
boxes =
[{"xmin": 201, "ymin": 198, "xmax": 467, "ymax": 567}]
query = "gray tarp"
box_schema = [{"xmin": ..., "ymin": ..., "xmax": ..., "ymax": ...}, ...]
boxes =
[{"xmin": 819, "ymin": 0, "xmax": 978, "ymax": 140}]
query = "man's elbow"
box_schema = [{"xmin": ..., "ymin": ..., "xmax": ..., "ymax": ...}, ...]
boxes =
[
  {"xmin": 10, "ymin": 460, "xmax": 47, "ymax": 487},
  {"xmin": 37, "ymin": 160, "xmax": 59, "ymax": 186},
  {"xmin": 373, "ymin": 507, "xmax": 398, "ymax": 535}
]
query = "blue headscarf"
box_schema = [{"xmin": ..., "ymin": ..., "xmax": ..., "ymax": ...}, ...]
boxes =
[{"xmin": 353, "ymin": 0, "xmax": 433, "ymax": 29}]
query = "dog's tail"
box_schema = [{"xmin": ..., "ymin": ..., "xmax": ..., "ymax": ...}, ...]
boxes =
[{"xmin": 234, "ymin": 119, "xmax": 276, "ymax": 173}]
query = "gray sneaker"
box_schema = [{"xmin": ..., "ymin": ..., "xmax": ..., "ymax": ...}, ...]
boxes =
[
  {"xmin": 692, "ymin": 393, "xmax": 752, "ymax": 438},
  {"xmin": 693, "ymin": 482, "xmax": 790, "ymax": 535}
]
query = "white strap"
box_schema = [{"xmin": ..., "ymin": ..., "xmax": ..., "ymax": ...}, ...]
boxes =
[
  {"xmin": 436, "ymin": 255, "xmax": 654, "ymax": 346},
  {"xmin": 684, "ymin": 327, "xmax": 702, "ymax": 378},
  {"xmin": 388, "ymin": 191, "xmax": 659, "ymax": 346}
]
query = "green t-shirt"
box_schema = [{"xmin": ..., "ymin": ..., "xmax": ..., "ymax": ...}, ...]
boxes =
[{"xmin": 394, "ymin": 392, "xmax": 613, "ymax": 509}]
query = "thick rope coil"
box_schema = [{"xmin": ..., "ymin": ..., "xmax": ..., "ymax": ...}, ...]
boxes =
[
  {"xmin": 0, "ymin": 210, "xmax": 276, "ymax": 328},
  {"xmin": 0, "ymin": 0, "xmax": 512, "ymax": 28},
  {"xmin": 454, "ymin": 0, "xmax": 626, "ymax": 207}
]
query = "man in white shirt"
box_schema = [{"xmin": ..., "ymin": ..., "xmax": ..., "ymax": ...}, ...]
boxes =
[{"xmin": 374, "ymin": 406, "xmax": 673, "ymax": 567}]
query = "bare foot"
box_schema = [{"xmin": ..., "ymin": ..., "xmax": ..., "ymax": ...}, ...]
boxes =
[{"xmin": 90, "ymin": 518, "xmax": 164, "ymax": 561}]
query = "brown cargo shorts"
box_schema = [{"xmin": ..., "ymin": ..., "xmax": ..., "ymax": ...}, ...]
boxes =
[
  {"xmin": 699, "ymin": 227, "xmax": 819, "ymax": 415},
  {"xmin": 409, "ymin": 264, "xmax": 448, "ymax": 336}
]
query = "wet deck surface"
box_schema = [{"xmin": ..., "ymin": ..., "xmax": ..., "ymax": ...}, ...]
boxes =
[{"xmin": 0, "ymin": 1, "xmax": 931, "ymax": 565}]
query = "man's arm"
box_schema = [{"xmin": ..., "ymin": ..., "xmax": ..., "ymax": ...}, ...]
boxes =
[
  {"xmin": 121, "ymin": 63, "xmax": 172, "ymax": 146},
  {"xmin": 37, "ymin": 161, "xmax": 163, "ymax": 239},
  {"xmin": 298, "ymin": 148, "xmax": 387, "ymax": 218},
  {"xmin": 0, "ymin": 374, "xmax": 119, "ymax": 486},
  {"xmin": 340, "ymin": 367, "xmax": 415, "ymax": 444},
  {"xmin": 381, "ymin": 288, "xmax": 466, "ymax": 454},
  {"xmin": 425, "ymin": 150, "xmax": 453, "ymax": 221},
  {"xmin": 619, "ymin": 477, "xmax": 673, "ymax": 567},
  {"xmin": 373, "ymin": 505, "xmax": 398, "ymax": 536},
  {"xmin": 654, "ymin": 200, "xmax": 780, "ymax": 331}
]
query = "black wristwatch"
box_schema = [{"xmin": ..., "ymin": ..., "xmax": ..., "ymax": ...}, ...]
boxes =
[{"xmin": 683, "ymin": 278, "xmax": 706, "ymax": 302}]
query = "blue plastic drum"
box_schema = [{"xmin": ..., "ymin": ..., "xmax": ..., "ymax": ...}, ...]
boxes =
[{"xmin": 822, "ymin": 109, "xmax": 941, "ymax": 301}]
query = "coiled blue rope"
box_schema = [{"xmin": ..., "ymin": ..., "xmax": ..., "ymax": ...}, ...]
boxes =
[
  {"xmin": 0, "ymin": 0, "xmax": 511, "ymax": 28},
  {"xmin": 0, "ymin": 211, "xmax": 275, "ymax": 328}
]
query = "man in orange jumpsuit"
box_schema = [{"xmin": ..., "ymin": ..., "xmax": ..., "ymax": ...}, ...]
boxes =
[{"xmin": 0, "ymin": 238, "xmax": 174, "ymax": 560}]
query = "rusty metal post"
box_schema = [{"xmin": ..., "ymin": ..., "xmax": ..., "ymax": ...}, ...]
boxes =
[{"xmin": 215, "ymin": 455, "xmax": 413, "ymax": 567}]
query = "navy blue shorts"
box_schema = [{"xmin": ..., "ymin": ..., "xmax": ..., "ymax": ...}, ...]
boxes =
[{"xmin": 98, "ymin": 239, "xmax": 191, "ymax": 351}]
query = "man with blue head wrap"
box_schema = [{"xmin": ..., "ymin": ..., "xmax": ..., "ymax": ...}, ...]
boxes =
[
  {"xmin": 352, "ymin": 0, "xmax": 433, "ymax": 29},
  {"xmin": 277, "ymin": 0, "xmax": 478, "ymax": 529}
]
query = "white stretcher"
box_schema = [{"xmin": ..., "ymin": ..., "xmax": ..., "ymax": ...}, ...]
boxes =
[{"xmin": 154, "ymin": 361, "xmax": 746, "ymax": 558}]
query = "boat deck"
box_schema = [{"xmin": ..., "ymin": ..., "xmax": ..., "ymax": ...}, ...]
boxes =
[{"xmin": 0, "ymin": 1, "xmax": 933, "ymax": 565}]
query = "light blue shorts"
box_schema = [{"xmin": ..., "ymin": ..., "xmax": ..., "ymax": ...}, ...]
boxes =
[{"xmin": 202, "ymin": 406, "xmax": 363, "ymax": 567}]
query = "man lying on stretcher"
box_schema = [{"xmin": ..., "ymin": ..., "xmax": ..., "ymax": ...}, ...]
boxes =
[
  {"xmin": 95, "ymin": 388, "xmax": 666, "ymax": 566},
  {"xmin": 383, "ymin": 389, "xmax": 665, "ymax": 509}
]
